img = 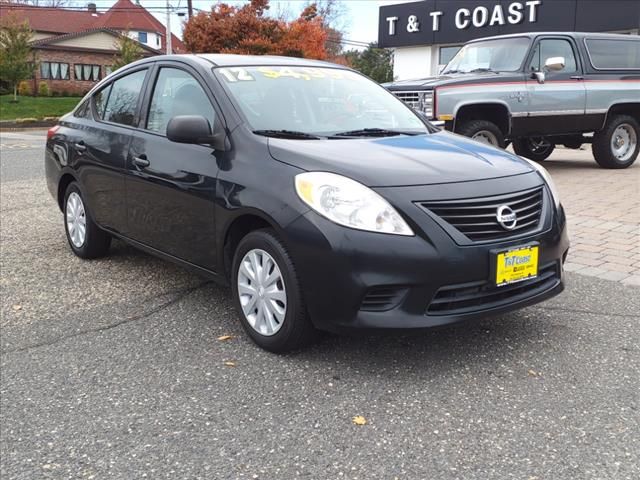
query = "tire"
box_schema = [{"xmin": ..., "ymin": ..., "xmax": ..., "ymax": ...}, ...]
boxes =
[
  {"xmin": 231, "ymin": 229, "xmax": 317, "ymax": 352},
  {"xmin": 457, "ymin": 120, "xmax": 506, "ymax": 148},
  {"xmin": 63, "ymin": 182, "xmax": 111, "ymax": 258},
  {"xmin": 592, "ymin": 114, "xmax": 639, "ymax": 169},
  {"xmin": 513, "ymin": 137, "xmax": 555, "ymax": 162}
]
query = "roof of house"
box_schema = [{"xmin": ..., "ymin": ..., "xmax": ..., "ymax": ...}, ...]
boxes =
[
  {"xmin": 0, "ymin": 0, "xmax": 185, "ymax": 53},
  {"xmin": 0, "ymin": 4, "xmax": 99, "ymax": 34}
]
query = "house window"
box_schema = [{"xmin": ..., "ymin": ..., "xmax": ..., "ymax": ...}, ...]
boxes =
[
  {"xmin": 138, "ymin": 31, "xmax": 148, "ymax": 44},
  {"xmin": 75, "ymin": 64, "xmax": 101, "ymax": 81},
  {"xmin": 40, "ymin": 62, "xmax": 70, "ymax": 80},
  {"xmin": 156, "ymin": 35, "xmax": 160, "ymax": 47}
]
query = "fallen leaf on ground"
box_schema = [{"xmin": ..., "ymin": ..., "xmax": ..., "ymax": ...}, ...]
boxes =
[
  {"xmin": 528, "ymin": 369, "xmax": 540, "ymax": 377},
  {"xmin": 12, "ymin": 305, "xmax": 22, "ymax": 311},
  {"xmin": 217, "ymin": 335, "xmax": 234, "ymax": 341},
  {"xmin": 352, "ymin": 415, "xmax": 367, "ymax": 426},
  {"xmin": 223, "ymin": 361, "xmax": 236, "ymax": 367}
]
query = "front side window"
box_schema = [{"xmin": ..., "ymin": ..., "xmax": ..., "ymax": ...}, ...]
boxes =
[
  {"xmin": 103, "ymin": 69, "xmax": 147, "ymax": 126},
  {"xmin": 214, "ymin": 66, "xmax": 427, "ymax": 136},
  {"xmin": 147, "ymin": 67, "xmax": 216, "ymax": 134},
  {"xmin": 443, "ymin": 38, "xmax": 531, "ymax": 74},
  {"xmin": 40, "ymin": 62, "xmax": 70, "ymax": 80},
  {"xmin": 75, "ymin": 64, "xmax": 101, "ymax": 81},
  {"xmin": 529, "ymin": 39, "xmax": 577, "ymax": 73},
  {"xmin": 585, "ymin": 39, "xmax": 640, "ymax": 69}
]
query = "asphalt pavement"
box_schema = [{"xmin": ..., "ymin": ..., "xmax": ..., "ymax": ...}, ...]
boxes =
[{"xmin": 1, "ymin": 130, "xmax": 639, "ymax": 479}]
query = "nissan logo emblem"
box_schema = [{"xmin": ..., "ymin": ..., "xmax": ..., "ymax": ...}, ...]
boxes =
[{"xmin": 496, "ymin": 205, "xmax": 517, "ymax": 230}]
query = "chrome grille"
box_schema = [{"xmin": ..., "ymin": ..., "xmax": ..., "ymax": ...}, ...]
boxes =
[
  {"xmin": 392, "ymin": 90, "xmax": 433, "ymax": 118},
  {"xmin": 419, "ymin": 187, "xmax": 545, "ymax": 242}
]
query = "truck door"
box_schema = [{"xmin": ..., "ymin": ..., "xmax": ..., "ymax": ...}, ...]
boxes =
[{"xmin": 523, "ymin": 37, "xmax": 587, "ymax": 135}]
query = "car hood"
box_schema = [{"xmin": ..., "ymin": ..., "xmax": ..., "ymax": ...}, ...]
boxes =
[
  {"xmin": 267, "ymin": 131, "xmax": 533, "ymax": 187},
  {"xmin": 383, "ymin": 72, "xmax": 515, "ymax": 90}
]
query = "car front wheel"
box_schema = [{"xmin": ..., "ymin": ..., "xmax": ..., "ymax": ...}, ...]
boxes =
[
  {"xmin": 457, "ymin": 120, "xmax": 506, "ymax": 148},
  {"xmin": 231, "ymin": 229, "xmax": 317, "ymax": 352},
  {"xmin": 513, "ymin": 137, "xmax": 555, "ymax": 162},
  {"xmin": 64, "ymin": 182, "xmax": 111, "ymax": 258},
  {"xmin": 592, "ymin": 114, "xmax": 639, "ymax": 169}
]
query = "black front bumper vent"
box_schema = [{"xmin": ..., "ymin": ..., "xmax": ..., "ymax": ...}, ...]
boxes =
[
  {"xmin": 360, "ymin": 287, "xmax": 408, "ymax": 312},
  {"xmin": 419, "ymin": 187, "xmax": 544, "ymax": 242},
  {"xmin": 427, "ymin": 262, "xmax": 559, "ymax": 316}
]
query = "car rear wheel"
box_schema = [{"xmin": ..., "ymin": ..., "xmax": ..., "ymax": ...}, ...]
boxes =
[
  {"xmin": 457, "ymin": 120, "xmax": 506, "ymax": 148},
  {"xmin": 231, "ymin": 229, "xmax": 317, "ymax": 352},
  {"xmin": 592, "ymin": 114, "xmax": 639, "ymax": 169},
  {"xmin": 513, "ymin": 137, "xmax": 555, "ymax": 162},
  {"xmin": 64, "ymin": 182, "xmax": 111, "ymax": 258}
]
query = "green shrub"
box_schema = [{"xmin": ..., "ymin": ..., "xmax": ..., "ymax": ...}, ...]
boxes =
[
  {"xmin": 38, "ymin": 81, "xmax": 50, "ymax": 97},
  {"xmin": 17, "ymin": 81, "xmax": 31, "ymax": 96}
]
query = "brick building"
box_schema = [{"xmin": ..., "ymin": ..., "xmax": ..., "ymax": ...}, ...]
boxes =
[{"xmin": 0, "ymin": 0, "xmax": 186, "ymax": 95}]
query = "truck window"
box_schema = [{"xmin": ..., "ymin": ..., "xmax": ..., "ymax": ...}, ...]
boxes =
[
  {"xmin": 529, "ymin": 39, "xmax": 577, "ymax": 73},
  {"xmin": 585, "ymin": 39, "xmax": 640, "ymax": 70}
]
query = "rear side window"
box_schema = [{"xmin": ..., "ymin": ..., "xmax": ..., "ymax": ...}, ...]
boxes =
[
  {"xmin": 103, "ymin": 69, "xmax": 148, "ymax": 126},
  {"xmin": 146, "ymin": 67, "xmax": 216, "ymax": 134},
  {"xmin": 529, "ymin": 39, "xmax": 577, "ymax": 73},
  {"xmin": 585, "ymin": 39, "xmax": 640, "ymax": 70}
]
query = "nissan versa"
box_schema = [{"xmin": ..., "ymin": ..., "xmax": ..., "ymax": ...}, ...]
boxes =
[{"xmin": 45, "ymin": 55, "xmax": 569, "ymax": 352}]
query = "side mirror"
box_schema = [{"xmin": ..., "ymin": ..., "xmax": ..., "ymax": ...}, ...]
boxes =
[
  {"xmin": 166, "ymin": 115, "xmax": 227, "ymax": 151},
  {"xmin": 544, "ymin": 56, "xmax": 565, "ymax": 72}
]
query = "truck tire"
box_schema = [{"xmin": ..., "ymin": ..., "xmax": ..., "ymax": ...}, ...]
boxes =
[
  {"xmin": 592, "ymin": 114, "xmax": 639, "ymax": 169},
  {"xmin": 457, "ymin": 120, "xmax": 505, "ymax": 148},
  {"xmin": 513, "ymin": 137, "xmax": 555, "ymax": 162}
]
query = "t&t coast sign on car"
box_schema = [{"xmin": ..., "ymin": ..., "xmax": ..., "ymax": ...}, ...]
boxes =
[{"xmin": 378, "ymin": 0, "xmax": 640, "ymax": 48}]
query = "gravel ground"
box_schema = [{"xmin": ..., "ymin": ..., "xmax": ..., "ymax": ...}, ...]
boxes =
[{"xmin": 1, "ymin": 131, "xmax": 639, "ymax": 479}]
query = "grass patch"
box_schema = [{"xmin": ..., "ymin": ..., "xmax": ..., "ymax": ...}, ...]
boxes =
[{"xmin": 0, "ymin": 95, "xmax": 79, "ymax": 121}]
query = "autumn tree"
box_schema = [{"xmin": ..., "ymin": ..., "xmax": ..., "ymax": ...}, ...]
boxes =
[
  {"xmin": 183, "ymin": 0, "xmax": 329, "ymax": 60},
  {"xmin": 112, "ymin": 32, "xmax": 144, "ymax": 71},
  {"xmin": 0, "ymin": 14, "xmax": 33, "ymax": 101},
  {"xmin": 345, "ymin": 43, "xmax": 394, "ymax": 83}
]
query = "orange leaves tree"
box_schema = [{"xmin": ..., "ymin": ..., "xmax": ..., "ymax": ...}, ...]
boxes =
[{"xmin": 183, "ymin": 0, "xmax": 328, "ymax": 60}]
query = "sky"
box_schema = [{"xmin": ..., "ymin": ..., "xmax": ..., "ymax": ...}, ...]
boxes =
[{"xmin": 88, "ymin": 0, "xmax": 382, "ymax": 48}]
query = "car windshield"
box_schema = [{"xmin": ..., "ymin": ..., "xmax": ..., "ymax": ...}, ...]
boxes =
[
  {"xmin": 443, "ymin": 37, "xmax": 531, "ymax": 74},
  {"xmin": 214, "ymin": 66, "xmax": 428, "ymax": 137}
]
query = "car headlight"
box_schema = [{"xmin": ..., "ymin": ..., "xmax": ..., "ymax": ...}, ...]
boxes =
[
  {"xmin": 295, "ymin": 172, "xmax": 414, "ymax": 236},
  {"xmin": 522, "ymin": 158, "xmax": 561, "ymax": 209}
]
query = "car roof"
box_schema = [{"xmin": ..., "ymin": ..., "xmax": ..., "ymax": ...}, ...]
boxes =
[
  {"xmin": 129, "ymin": 53, "xmax": 345, "ymax": 69},
  {"xmin": 468, "ymin": 31, "xmax": 640, "ymax": 43}
]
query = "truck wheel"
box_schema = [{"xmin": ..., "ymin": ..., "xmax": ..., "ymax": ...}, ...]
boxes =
[
  {"xmin": 513, "ymin": 137, "xmax": 555, "ymax": 162},
  {"xmin": 592, "ymin": 115, "xmax": 639, "ymax": 169},
  {"xmin": 457, "ymin": 120, "xmax": 505, "ymax": 148}
]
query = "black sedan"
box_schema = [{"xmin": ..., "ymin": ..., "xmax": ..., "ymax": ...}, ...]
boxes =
[{"xmin": 45, "ymin": 55, "xmax": 569, "ymax": 352}]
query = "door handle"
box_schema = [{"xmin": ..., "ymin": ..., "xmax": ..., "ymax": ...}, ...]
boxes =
[
  {"xmin": 570, "ymin": 75, "xmax": 584, "ymax": 81},
  {"xmin": 133, "ymin": 155, "xmax": 150, "ymax": 168},
  {"xmin": 74, "ymin": 141, "xmax": 86, "ymax": 152}
]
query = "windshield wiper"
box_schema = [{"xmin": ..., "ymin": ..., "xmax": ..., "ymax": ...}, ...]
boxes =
[
  {"xmin": 467, "ymin": 67, "xmax": 498, "ymax": 73},
  {"xmin": 330, "ymin": 128, "xmax": 421, "ymax": 138},
  {"xmin": 442, "ymin": 69, "xmax": 461, "ymax": 74},
  {"xmin": 253, "ymin": 129, "xmax": 322, "ymax": 140}
]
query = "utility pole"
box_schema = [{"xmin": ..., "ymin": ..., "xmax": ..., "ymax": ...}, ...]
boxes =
[
  {"xmin": 188, "ymin": 0, "xmax": 193, "ymax": 19},
  {"xmin": 166, "ymin": 0, "xmax": 173, "ymax": 54}
]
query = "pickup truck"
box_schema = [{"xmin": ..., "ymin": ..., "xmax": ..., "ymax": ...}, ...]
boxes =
[{"xmin": 385, "ymin": 32, "xmax": 640, "ymax": 169}]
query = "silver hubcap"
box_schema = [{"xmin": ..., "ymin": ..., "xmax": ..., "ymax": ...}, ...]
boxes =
[
  {"xmin": 611, "ymin": 124, "xmax": 637, "ymax": 162},
  {"xmin": 237, "ymin": 249, "xmax": 287, "ymax": 336},
  {"xmin": 66, "ymin": 192, "xmax": 86, "ymax": 248},
  {"xmin": 472, "ymin": 130, "xmax": 499, "ymax": 146}
]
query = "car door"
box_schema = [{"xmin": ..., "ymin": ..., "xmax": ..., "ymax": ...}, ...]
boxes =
[
  {"xmin": 524, "ymin": 36, "xmax": 587, "ymax": 135},
  {"xmin": 72, "ymin": 67, "xmax": 150, "ymax": 234},
  {"xmin": 125, "ymin": 63, "xmax": 221, "ymax": 271}
]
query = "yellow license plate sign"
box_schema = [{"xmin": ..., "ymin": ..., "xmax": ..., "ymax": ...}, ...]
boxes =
[{"xmin": 496, "ymin": 246, "xmax": 539, "ymax": 286}]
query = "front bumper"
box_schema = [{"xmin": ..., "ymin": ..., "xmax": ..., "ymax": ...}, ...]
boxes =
[{"xmin": 284, "ymin": 174, "xmax": 569, "ymax": 332}]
